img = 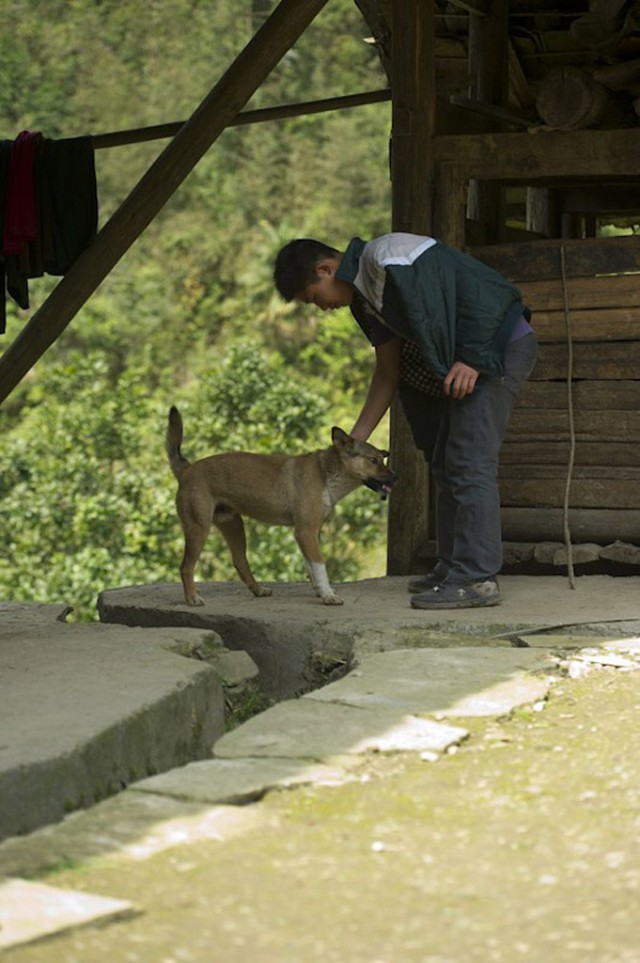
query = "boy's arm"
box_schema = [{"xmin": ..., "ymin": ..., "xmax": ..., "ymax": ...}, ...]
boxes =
[{"xmin": 350, "ymin": 338, "xmax": 401, "ymax": 441}]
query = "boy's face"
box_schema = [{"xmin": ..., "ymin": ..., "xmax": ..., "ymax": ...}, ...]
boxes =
[{"xmin": 296, "ymin": 258, "xmax": 353, "ymax": 311}]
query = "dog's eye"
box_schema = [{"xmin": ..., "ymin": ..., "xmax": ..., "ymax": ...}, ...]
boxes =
[{"xmin": 368, "ymin": 457, "xmax": 379, "ymax": 465}]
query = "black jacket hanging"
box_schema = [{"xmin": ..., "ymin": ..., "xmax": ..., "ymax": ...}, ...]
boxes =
[{"xmin": 0, "ymin": 132, "xmax": 98, "ymax": 334}]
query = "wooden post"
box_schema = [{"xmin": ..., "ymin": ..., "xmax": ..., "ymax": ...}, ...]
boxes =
[
  {"xmin": 390, "ymin": 0, "xmax": 435, "ymax": 232},
  {"xmin": 467, "ymin": 0, "xmax": 509, "ymax": 242},
  {"xmin": 0, "ymin": 0, "xmax": 330, "ymax": 405},
  {"xmin": 434, "ymin": 162, "xmax": 468, "ymax": 248},
  {"xmin": 387, "ymin": 0, "xmax": 436, "ymax": 575}
]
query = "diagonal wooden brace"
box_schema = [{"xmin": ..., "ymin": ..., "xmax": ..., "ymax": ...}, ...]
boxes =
[{"xmin": 0, "ymin": 0, "xmax": 330, "ymax": 405}]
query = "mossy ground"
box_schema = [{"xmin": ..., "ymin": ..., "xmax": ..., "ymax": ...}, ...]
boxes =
[{"xmin": 6, "ymin": 669, "xmax": 640, "ymax": 963}]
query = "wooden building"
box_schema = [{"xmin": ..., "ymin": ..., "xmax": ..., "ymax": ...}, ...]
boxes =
[
  {"xmin": 354, "ymin": 0, "xmax": 640, "ymax": 577},
  {"xmin": 1, "ymin": 0, "xmax": 639, "ymax": 576}
]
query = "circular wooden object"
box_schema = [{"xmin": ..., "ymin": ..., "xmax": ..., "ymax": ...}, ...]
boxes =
[{"xmin": 535, "ymin": 66, "xmax": 611, "ymax": 130}]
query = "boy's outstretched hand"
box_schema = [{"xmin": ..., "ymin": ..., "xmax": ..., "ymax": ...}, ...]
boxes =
[{"xmin": 444, "ymin": 361, "xmax": 479, "ymax": 399}]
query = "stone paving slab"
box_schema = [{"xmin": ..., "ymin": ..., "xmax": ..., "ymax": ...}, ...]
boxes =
[
  {"xmin": 305, "ymin": 647, "xmax": 554, "ymax": 717},
  {"xmin": 0, "ymin": 878, "xmax": 133, "ymax": 950},
  {"xmin": 516, "ymin": 632, "xmax": 640, "ymax": 650},
  {"xmin": 0, "ymin": 601, "xmax": 72, "ymax": 626},
  {"xmin": 213, "ymin": 698, "xmax": 469, "ymax": 760},
  {"xmin": 132, "ymin": 757, "xmax": 352, "ymax": 805},
  {"xmin": 0, "ymin": 790, "xmax": 273, "ymax": 880}
]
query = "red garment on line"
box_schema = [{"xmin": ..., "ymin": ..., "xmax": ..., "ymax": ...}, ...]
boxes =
[{"xmin": 2, "ymin": 130, "xmax": 43, "ymax": 256}]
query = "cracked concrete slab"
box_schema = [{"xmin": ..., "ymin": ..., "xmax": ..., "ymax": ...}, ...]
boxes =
[
  {"xmin": 213, "ymin": 698, "xmax": 468, "ymax": 760},
  {"xmin": 0, "ymin": 614, "xmax": 226, "ymax": 840},
  {"xmin": 132, "ymin": 756, "xmax": 351, "ymax": 805},
  {"xmin": 97, "ymin": 576, "xmax": 640, "ymax": 697},
  {"xmin": 305, "ymin": 648, "xmax": 554, "ymax": 717}
]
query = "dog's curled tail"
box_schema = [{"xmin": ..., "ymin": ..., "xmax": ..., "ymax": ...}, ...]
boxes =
[{"xmin": 166, "ymin": 405, "xmax": 191, "ymax": 479}]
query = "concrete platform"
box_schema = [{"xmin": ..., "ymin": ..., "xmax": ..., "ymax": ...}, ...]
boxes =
[
  {"xmin": 2, "ymin": 576, "xmax": 640, "ymax": 844},
  {"xmin": 0, "ymin": 609, "xmax": 233, "ymax": 840},
  {"xmin": 98, "ymin": 575, "xmax": 640, "ymax": 697},
  {"xmin": 1, "ymin": 576, "xmax": 640, "ymax": 953}
]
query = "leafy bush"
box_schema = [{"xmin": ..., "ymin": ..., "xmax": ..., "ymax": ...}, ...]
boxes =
[
  {"xmin": 0, "ymin": 343, "xmax": 388, "ymax": 619},
  {"xmin": 0, "ymin": 0, "xmax": 392, "ymax": 618}
]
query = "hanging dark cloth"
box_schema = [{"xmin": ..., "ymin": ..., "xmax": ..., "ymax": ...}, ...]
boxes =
[{"xmin": 0, "ymin": 131, "xmax": 98, "ymax": 334}]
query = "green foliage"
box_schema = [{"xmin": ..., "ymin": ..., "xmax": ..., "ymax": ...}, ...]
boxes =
[{"xmin": 0, "ymin": 0, "xmax": 392, "ymax": 618}]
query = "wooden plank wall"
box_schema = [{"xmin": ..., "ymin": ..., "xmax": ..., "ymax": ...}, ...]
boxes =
[{"xmin": 470, "ymin": 235, "xmax": 640, "ymax": 544}]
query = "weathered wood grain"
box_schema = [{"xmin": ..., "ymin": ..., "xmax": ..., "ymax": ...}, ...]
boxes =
[
  {"xmin": 529, "ymin": 306, "xmax": 640, "ymax": 342},
  {"xmin": 515, "ymin": 380, "xmax": 640, "ymax": 410},
  {"xmin": 519, "ymin": 273, "xmax": 640, "ymax": 311},
  {"xmin": 499, "ymin": 473, "xmax": 640, "ymax": 510},
  {"xmin": 530, "ymin": 341, "xmax": 640, "ymax": 380},
  {"xmin": 500, "ymin": 441, "xmax": 640, "ymax": 467},
  {"xmin": 470, "ymin": 234, "xmax": 640, "ymax": 281},
  {"xmin": 505, "ymin": 408, "xmax": 640, "ymax": 442},
  {"xmin": 500, "ymin": 507, "xmax": 640, "ymax": 542},
  {"xmin": 436, "ymin": 127, "xmax": 640, "ymax": 181}
]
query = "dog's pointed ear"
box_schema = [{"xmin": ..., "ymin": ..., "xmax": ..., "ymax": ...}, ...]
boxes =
[
  {"xmin": 331, "ymin": 426, "xmax": 353, "ymax": 449},
  {"xmin": 380, "ymin": 450, "xmax": 389, "ymax": 459}
]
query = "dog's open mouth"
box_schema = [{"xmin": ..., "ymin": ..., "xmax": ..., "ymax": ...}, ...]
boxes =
[{"xmin": 363, "ymin": 476, "xmax": 398, "ymax": 501}]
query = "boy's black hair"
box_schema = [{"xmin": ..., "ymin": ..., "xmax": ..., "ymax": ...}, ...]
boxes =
[{"xmin": 273, "ymin": 238, "xmax": 340, "ymax": 301}]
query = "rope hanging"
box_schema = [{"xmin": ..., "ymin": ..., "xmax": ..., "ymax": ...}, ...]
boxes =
[{"xmin": 560, "ymin": 243, "xmax": 576, "ymax": 589}]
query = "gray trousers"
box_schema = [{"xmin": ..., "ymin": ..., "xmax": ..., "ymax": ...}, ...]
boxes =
[{"xmin": 430, "ymin": 333, "xmax": 538, "ymax": 583}]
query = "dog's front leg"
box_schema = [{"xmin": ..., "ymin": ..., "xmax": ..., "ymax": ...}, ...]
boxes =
[
  {"xmin": 217, "ymin": 513, "xmax": 272, "ymax": 598},
  {"xmin": 295, "ymin": 526, "xmax": 343, "ymax": 606}
]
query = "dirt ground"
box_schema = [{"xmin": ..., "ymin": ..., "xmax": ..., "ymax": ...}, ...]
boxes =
[{"xmin": 5, "ymin": 664, "xmax": 640, "ymax": 963}]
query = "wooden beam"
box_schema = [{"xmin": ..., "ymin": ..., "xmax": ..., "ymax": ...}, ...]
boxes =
[
  {"xmin": 469, "ymin": 235, "xmax": 640, "ymax": 280},
  {"xmin": 446, "ymin": 0, "xmax": 488, "ymax": 14},
  {"xmin": 501, "ymin": 442, "xmax": 640, "ymax": 468},
  {"xmin": 530, "ymin": 341, "xmax": 640, "ymax": 382},
  {"xmin": 449, "ymin": 95, "xmax": 531, "ymax": 129},
  {"xmin": 0, "ymin": 0, "xmax": 330, "ymax": 405},
  {"xmin": 500, "ymin": 507, "xmax": 640, "ymax": 543},
  {"xmin": 387, "ymin": 0, "xmax": 435, "ymax": 575},
  {"xmin": 498, "ymin": 472, "xmax": 640, "ymax": 511},
  {"xmin": 506, "ymin": 409, "xmax": 640, "ymax": 444},
  {"xmin": 91, "ymin": 89, "xmax": 392, "ymax": 150},
  {"xmin": 433, "ymin": 127, "xmax": 640, "ymax": 181}
]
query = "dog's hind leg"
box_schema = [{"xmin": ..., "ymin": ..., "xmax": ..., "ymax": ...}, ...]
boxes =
[
  {"xmin": 180, "ymin": 519, "xmax": 210, "ymax": 606},
  {"xmin": 295, "ymin": 525, "xmax": 343, "ymax": 606},
  {"xmin": 216, "ymin": 513, "xmax": 273, "ymax": 597}
]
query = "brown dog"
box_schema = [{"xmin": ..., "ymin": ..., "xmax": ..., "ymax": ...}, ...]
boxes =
[{"xmin": 166, "ymin": 406, "xmax": 397, "ymax": 606}]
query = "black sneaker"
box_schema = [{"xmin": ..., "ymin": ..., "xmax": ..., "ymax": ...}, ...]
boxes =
[
  {"xmin": 407, "ymin": 564, "xmax": 449, "ymax": 594},
  {"xmin": 410, "ymin": 578, "xmax": 501, "ymax": 609}
]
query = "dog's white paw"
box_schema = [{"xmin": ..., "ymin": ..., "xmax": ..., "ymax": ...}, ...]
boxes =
[
  {"xmin": 321, "ymin": 593, "xmax": 344, "ymax": 606},
  {"xmin": 186, "ymin": 594, "xmax": 205, "ymax": 606}
]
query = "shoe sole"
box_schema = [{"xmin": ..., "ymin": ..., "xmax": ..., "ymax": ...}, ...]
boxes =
[{"xmin": 410, "ymin": 595, "xmax": 502, "ymax": 610}]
